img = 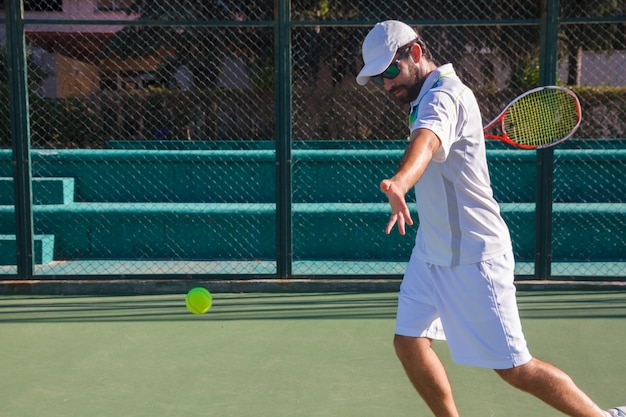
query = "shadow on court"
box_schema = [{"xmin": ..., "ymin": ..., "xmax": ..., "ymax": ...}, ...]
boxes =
[
  {"xmin": 0, "ymin": 290, "xmax": 625, "ymax": 323},
  {"xmin": 517, "ymin": 290, "xmax": 626, "ymax": 319},
  {"xmin": 0, "ymin": 292, "xmax": 400, "ymax": 323}
]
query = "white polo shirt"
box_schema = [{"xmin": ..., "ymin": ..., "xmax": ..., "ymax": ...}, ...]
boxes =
[{"xmin": 408, "ymin": 64, "xmax": 512, "ymax": 266}]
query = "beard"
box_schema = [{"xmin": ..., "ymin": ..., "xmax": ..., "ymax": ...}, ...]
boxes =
[{"xmin": 388, "ymin": 65, "xmax": 426, "ymax": 104}]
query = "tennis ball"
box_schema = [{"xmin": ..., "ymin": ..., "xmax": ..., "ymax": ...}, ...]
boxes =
[{"xmin": 185, "ymin": 287, "xmax": 213, "ymax": 314}]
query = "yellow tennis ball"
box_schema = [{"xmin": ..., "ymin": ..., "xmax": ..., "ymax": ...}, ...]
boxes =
[{"xmin": 185, "ymin": 287, "xmax": 213, "ymax": 314}]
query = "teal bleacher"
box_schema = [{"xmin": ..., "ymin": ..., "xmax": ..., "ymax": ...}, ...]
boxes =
[{"xmin": 0, "ymin": 139, "xmax": 624, "ymax": 268}]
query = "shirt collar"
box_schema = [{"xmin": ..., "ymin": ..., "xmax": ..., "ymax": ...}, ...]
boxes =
[{"xmin": 411, "ymin": 63, "xmax": 456, "ymax": 108}]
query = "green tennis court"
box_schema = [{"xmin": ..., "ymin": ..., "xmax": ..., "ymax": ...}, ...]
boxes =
[{"xmin": 1, "ymin": 290, "xmax": 624, "ymax": 417}]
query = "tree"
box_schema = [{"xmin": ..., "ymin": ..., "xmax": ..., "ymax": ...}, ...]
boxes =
[
  {"xmin": 105, "ymin": 0, "xmax": 272, "ymax": 88},
  {"xmin": 560, "ymin": 0, "xmax": 626, "ymax": 85}
]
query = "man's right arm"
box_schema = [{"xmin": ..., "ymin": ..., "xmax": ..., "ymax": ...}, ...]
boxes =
[{"xmin": 380, "ymin": 128, "xmax": 441, "ymax": 235}]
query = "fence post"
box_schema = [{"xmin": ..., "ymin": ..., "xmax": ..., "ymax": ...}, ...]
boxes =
[
  {"xmin": 535, "ymin": 0, "xmax": 560, "ymax": 279},
  {"xmin": 275, "ymin": 0, "xmax": 293, "ymax": 277},
  {"xmin": 6, "ymin": 0, "xmax": 34, "ymax": 278}
]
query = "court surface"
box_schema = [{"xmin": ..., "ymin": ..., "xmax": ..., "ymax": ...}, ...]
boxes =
[{"xmin": 1, "ymin": 290, "xmax": 624, "ymax": 417}]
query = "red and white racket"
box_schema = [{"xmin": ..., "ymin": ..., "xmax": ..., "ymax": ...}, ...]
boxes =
[{"xmin": 483, "ymin": 86, "xmax": 582, "ymax": 149}]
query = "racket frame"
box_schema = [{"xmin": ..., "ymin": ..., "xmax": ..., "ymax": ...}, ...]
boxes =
[{"xmin": 483, "ymin": 86, "xmax": 582, "ymax": 149}]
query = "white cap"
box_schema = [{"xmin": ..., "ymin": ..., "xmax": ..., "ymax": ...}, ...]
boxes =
[{"xmin": 356, "ymin": 20, "xmax": 417, "ymax": 86}]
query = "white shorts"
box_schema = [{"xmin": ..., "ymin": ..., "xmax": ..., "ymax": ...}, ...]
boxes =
[{"xmin": 395, "ymin": 249, "xmax": 532, "ymax": 369}]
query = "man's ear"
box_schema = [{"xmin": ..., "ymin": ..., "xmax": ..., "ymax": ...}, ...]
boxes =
[{"xmin": 408, "ymin": 43, "xmax": 422, "ymax": 63}]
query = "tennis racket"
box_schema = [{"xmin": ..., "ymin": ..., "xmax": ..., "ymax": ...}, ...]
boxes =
[{"xmin": 483, "ymin": 86, "xmax": 582, "ymax": 149}]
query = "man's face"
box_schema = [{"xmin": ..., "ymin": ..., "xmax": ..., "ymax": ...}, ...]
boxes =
[
  {"xmin": 377, "ymin": 46, "xmax": 424, "ymax": 104},
  {"xmin": 386, "ymin": 61, "xmax": 422, "ymax": 104}
]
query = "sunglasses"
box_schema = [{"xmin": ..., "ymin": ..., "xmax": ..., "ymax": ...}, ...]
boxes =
[{"xmin": 371, "ymin": 50, "xmax": 409, "ymax": 85}]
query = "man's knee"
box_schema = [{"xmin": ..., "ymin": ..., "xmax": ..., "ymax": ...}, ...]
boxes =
[
  {"xmin": 394, "ymin": 334, "xmax": 431, "ymax": 362},
  {"xmin": 494, "ymin": 358, "xmax": 538, "ymax": 388},
  {"xmin": 394, "ymin": 334, "xmax": 415, "ymax": 361},
  {"xmin": 495, "ymin": 365, "xmax": 522, "ymax": 385}
]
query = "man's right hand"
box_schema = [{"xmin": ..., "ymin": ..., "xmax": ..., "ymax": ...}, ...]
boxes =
[{"xmin": 380, "ymin": 179, "xmax": 413, "ymax": 235}]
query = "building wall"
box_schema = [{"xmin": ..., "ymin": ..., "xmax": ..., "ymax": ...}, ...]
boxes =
[
  {"xmin": 558, "ymin": 51, "xmax": 626, "ymax": 87},
  {"xmin": 40, "ymin": 53, "xmax": 100, "ymax": 98}
]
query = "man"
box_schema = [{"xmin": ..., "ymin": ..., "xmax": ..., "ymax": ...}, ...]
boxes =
[{"xmin": 356, "ymin": 20, "xmax": 624, "ymax": 417}]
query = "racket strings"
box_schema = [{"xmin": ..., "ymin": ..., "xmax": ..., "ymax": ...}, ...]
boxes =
[{"xmin": 503, "ymin": 89, "xmax": 580, "ymax": 147}]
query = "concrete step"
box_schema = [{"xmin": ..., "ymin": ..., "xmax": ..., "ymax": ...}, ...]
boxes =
[
  {"xmin": 0, "ymin": 149, "xmax": 623, "ymax": 204},
  {"xmin": 0, "ymin": 177, "xmax": 75, "ymax": 205},
  {"xmin": 0, "ymin": 234, "xmax": 55, "ymax": 265},
  {"xmin": 0, "ymin": 202, "xmax": 623, "ymax": 262}
]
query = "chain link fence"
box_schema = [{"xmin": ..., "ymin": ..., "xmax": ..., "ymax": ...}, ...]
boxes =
[{"xmin": 0, "ymin": 0, "xmax": 624, "ymax": 285}]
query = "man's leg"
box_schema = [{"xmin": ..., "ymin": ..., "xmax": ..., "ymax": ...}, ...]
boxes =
[
  {"xmin": 495, "ymin": 358, "xmax": 606, "ymax": 417},
  {"xmin": 394, "ymin": 334, "xmax": 460, "ymax": 417}
]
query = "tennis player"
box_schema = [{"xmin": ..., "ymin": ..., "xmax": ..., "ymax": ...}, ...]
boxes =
[{"xmin": 356, "ymin": 20, "xmax": 624, "ymax": 417}]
